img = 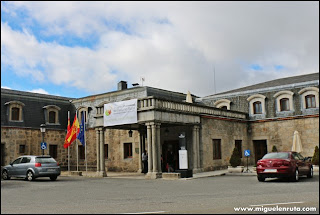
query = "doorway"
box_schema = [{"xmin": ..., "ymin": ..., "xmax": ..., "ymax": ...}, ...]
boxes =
[
  {"xmin": 253, "ymin": 140, "xmax": 267, "ymax": 163},
  {"xmin": 162, "ymin": 140, "xmax": 179, "ymax": 172}
]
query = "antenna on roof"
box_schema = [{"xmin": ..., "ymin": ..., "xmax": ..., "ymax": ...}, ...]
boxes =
[{"xmin": 213, "ymin": 63, "xmax": 217, "ymax": 94}]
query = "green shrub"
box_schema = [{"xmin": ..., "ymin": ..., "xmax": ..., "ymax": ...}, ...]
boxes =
[
  {"xmin": 311, "ymin": 146, "xmax": 319, "ymax": 165},
  {"xmin": 272, "ymin": 145, "xmax": 278, "ymax": 152},
  {"xmin": 229, "ymin": 147, "xmax": 241, "ymax": 167}
]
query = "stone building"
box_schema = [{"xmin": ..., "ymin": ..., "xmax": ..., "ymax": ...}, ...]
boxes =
[{"xmin": 1, "ymin": 73, "xmax": 319, "ymax": 179}]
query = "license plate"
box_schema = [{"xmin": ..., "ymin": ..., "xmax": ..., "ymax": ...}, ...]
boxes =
[
  {"xmin": 47, "ymin": 169, "xmax": 56, "ymax": 172},
  {"xmin": 264, "ymin": 169, "xmax": 277, "ymax": 173}
]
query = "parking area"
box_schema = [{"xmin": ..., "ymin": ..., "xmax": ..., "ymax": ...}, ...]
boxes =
[{"xmin": 1, "ymin": 171, "xmax": 318, "ymax": 214}]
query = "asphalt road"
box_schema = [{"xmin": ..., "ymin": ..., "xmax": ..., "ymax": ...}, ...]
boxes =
[{"xmin": 1, "ymin": 173, "xmax": 319, "ymax": 214}]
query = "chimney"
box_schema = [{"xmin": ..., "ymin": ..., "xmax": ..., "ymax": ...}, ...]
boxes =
[{"xmin": 117, "ymin": 81, "xmax": 127, "ymax": 91}]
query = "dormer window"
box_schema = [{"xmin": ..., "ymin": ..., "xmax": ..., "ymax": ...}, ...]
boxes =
[
  {"xmin": 43, "ymin": 105, "xmax": 61, "ymax": 125},
  {"xmin": 213, "ymin": 99, "xmax": 231, "ymax": 110},
  {"xmin": 247, "ymin": 94, "xmax": 266, "ymax": 116},
  {"xmin": 4, "ymin": 101, "xmax": 25, "ymax": 122},
  {"xmin": 273, "ymin": 90, "xmax": 294, "ymax": 113},
  {"xmin": 298, "ymin": 87, "xmax": 319, "ymax": 110}
]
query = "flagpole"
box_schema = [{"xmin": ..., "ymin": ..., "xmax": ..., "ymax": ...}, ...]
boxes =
[
  {"xmin": 76, "ymin": 111, "xmax": 79, "ymax": 172},
  {"xmin": 84, "ymin": 114, "xmax": 87, "ymax": 174},
  {"xmin": 68, "ymin": 111, "xmax": 70, "ymax": 172}
]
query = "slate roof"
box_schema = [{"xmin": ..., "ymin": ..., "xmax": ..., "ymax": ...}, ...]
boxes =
[
  {"xmin": 1, "ymin": 88, "xmax": 75, "ymax": 130},
  {"xmin": 205, "ymin": 73, "xmax": 319, "ymax": 98}
]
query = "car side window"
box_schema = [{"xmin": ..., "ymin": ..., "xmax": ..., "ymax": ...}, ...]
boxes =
[
  {"xmin": 12, "ymin": 158, "xmax": 22, "ymax": 165},
  {"xmin": 292, "ymin": 153, "xmax": 299, "ymax": 160},
  {"xmin": 21, "ymin": 157, "xmax": 31, "ymax": 163},
  {"xmin": 297, "ymin": 153, "xmax": 304, "ymax": 160}
]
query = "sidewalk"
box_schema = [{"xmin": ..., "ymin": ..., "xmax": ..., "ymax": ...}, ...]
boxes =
[{"xmin": 60, "ymin": 166, "xmax": 257, "ymax": 180}]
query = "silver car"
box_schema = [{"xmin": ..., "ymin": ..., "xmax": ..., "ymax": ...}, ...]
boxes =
[{"xmin": 2, "ymin": 155, "xmax": 61, "ymax": 181}]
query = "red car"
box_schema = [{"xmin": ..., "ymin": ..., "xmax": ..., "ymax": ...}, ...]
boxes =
[{"xmin": 256, "ymin": 151, "xmax": 313, "ymax": 182}]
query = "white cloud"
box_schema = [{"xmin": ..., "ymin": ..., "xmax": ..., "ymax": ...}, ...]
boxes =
[
  {"xmin": 28, "ymin": 88, "xmax": 49, "ymax": 95},
  {"xmin": 1, "ymin": 2, "xmax": 319, "ymax": 97}
]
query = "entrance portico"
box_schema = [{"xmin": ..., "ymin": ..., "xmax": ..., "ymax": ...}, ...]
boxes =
[{"xmin": 93, "ymin": 96, "xmax": 247, "ymax": 179}]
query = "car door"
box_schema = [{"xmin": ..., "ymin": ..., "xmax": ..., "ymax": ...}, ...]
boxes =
[
  {"xmin": 16, "ymin": 157, "xmax": 31, "ymax": 177},
  {"xmin": 292, "ymin": 152, "xmax": 306, "ymax": 175},
  {"xmin": 297, "ymin": 153, "xmax": 309, "ymax": 174},
  {"xmin": 9, "ymin": 157, "xmax": 22, "ymax": 177}
]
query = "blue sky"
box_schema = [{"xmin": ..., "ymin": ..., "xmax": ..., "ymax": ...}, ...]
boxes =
[{"xmin": 1, "ymin": 2, "xmax": 319, "ymax": 98}]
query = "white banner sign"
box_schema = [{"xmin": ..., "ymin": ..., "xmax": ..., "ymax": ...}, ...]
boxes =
[{"xmin": 104, "ymin": 99, "xmax": 138, "ymax": 127}]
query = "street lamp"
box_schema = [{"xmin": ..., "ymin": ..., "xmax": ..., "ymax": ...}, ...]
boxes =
[{"xmin": 40, "ymin": 124, "xmax": 46, "ymax": 155}]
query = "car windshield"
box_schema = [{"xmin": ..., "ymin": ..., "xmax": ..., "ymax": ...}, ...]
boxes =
[
  {"xmin": 262, "ymin": 152, "xmax": 289, "ymax": 159},
  {"xmin": 35, "ymin": 157, "xmax": 56, "ymax": 163}
]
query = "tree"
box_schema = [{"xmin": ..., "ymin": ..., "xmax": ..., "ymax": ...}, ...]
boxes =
[
  {"xmin": 272, "ymin": 145, "xmax": 278, "ymax": 152},
  {"xmin": 311, "ymin": 146, "xmax": 319, "ymax": 166},
  {"xmin": 229, "ymin": 147, "xmax": 241, "ymax": 167}
]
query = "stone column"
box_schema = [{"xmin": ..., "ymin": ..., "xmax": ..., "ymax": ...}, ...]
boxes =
[
  {"xmin": 96, "ymin": 128, "xmax": 100, "ymax": 172},
  {"xmin": 146, "ymin": 123, "xmax": 153, "ymax": 176},
  {"xmin": 192, "ymin": 126, "xmax": 198, "ymax": 173},
  {"xmin": 196, "ymin": 125, "xmax": 201, "ymax": 171},
  {"xmin": 156, "ymin": 123, "xmax": 162, "ymax": 174},
  {"xmin": 99, "ymin": 128, "xmax": 106, "ymax": 177},
  {"xmin": 152, "ymin": 123, "xmax": 158, "ymax": 174},
  {"xmin": 138, "ymin": 129, "xmax": 143, "ymax": 173}
]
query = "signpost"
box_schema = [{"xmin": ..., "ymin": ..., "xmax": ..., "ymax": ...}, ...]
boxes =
[
  {"xmin": 243, "ymin": 149, "xmax": 251, "ymax": 173},
  {"xmin": 40, "ymin": 142, "xmax": 47, "ymax": 156}
]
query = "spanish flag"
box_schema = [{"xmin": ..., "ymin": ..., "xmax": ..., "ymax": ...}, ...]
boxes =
[{"xmin": 63, "ymin": 114, "xmax": 80, "ymax": 148}]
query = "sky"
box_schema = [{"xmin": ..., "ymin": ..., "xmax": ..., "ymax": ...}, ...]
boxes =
[{"xmin": 1, "ymin": 1, "xmax": 319, "ymax": 98}]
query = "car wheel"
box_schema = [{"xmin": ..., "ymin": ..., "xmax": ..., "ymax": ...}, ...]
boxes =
[
  {"xmin": 50, "ymin": 176, "xmax": 57, "ymax": 181},
  {"xmin": 307, "ymin": 167, "xmax": 313, "ymax": 178},
  {"xmin": 26, "ymin": 171, "xmax": 35, "ymax": 181},
  {"xmin": 257, "ymin": 175, "xmax": 265, "ymax": 182},
  {"xmin": 2, "ymin": 170, "xmax": 10, "ymax": 180},
  {"xmin": 291, "ymin": 169, "xmax": 299, "ymax": 182}
]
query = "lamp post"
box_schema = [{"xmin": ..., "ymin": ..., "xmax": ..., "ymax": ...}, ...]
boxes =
[{"xmin": 40, "ymin": 124, "xmax": 46, "ymax": 155}]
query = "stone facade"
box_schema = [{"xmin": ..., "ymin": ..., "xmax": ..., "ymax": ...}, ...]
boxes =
[{"xmin": 1, "ymin": 73, "xmax": 319, "ymax": 178}]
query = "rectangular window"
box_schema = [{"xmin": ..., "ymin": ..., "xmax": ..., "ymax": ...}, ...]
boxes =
[
  {"xmin": 49, "ymin": 111, "xmax": 56, "ymax": 123},
  {"xmin": 49, "ymin": 145, "xmax": 58, "ymax": 159},
  {"xmin": 212, "ymin": 139, "xmax": 221, "ymax": 160},
  {"xmin": 253, "ymin": 102, "xmax": 262, "ymax": 114},
  {"xmin": 19, "ymin": 145, "xmax": 26, "ymax": 154},
  {"xmin": 104, "ymin": 144, "xmax": 108, "ymax": 159},
  {"xmin": 12, "ymin": 107, "xmax": 20, "ymax": 121},
  {"xmin": 280, "ymin": 98, "xmax": 290, "ymax": 111},
  {"xmin": 305, "ymin": 95, "xmax": 316, "ymax": 109},
  {"xmin": 235, "ymin": 140, "xmax": 242, "ymax": 158},
  {"xmin": 78, "ymin": 145, "xmax": 85, "ymax": 160},
  {"xmin": 124, "ymin": 143, "xmax": 132, "ymax": 159}
]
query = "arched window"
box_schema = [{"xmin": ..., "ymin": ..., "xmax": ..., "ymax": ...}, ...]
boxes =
[
  {"xmin": 247, "ymin": 94, "xmax": 266, "ymax": 116},
  {"xmin": 298, "ymin": 87, "xmax": 319, "ymax": 110},
  {"xmin": 213, "ymin": 99, "xmax": 231, "ymax": 110},
  {"xmin": 273, "ymin": 90, "xmax": 294, "ymax": 113}
]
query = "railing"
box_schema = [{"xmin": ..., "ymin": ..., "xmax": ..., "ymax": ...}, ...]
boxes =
[
  {"xmin": 138, "ymin": 97, "xmax": 247, "ymax": 120},
  {"xmin": 94, "ymin": 97, "xmax": 247, "ymax": 120}
]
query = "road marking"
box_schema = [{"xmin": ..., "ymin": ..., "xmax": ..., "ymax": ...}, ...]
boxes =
[
  {"xmin": 250, "ymin": 202, "xmax": 304, "ymax": 207},
  {"xmin": 120, "ymin": 211, "xmax": 166, "ymax": 214}
]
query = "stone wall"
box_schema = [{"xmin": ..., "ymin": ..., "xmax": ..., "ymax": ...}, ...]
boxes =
[
  {"xmin": 1, "ymin": 127, "xmax": 68, "ymax": 165},
  {"xmin": 250, "ymin": 116, "xmax": 319, "ymax": 157},
  {"xmin": 200, "ymin": 116, "xmax": 249, "ymax": 171}
]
